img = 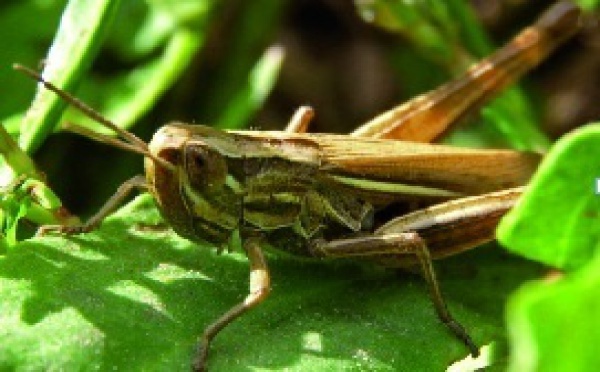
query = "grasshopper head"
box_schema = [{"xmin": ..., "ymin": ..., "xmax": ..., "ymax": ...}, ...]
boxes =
[
  {"xmin": 146, "ymin": 124, "xmax": 240, "ymax": 247},
  {"xmin": 146, "ymin": 124, "xmax": 228, "ymax": 193},
  {"xmin": 16, "ymin": 65, "xmax": 240, "ymax": 248}
]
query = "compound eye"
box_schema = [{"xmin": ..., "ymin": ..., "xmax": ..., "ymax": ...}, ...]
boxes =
[
  {"xmin": 157, "ymin": 147, "xmax": 181, "ymax": 166},
  {"xmin": 184, "ymin": 145, "xmax": 227, "ymax": 192}
]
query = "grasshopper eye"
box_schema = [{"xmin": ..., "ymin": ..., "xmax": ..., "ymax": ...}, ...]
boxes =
[
  {"xmin": 157, "ymin": 147, "xmax": 181, "ymax": 166},
  {"xmin": 184, "ymin": 145, "xmax": 227, "ymax": 192}
]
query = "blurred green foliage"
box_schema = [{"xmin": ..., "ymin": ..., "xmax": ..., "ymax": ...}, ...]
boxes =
[
  {"xmin": 0, "ymin": 0, "xmax": 284, "ymax": 245},
  {"xmin": 355, "ymin": 0, "xmax": 549, "ymax": 151}
]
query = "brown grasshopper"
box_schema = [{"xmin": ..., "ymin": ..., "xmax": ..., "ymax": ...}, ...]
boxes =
[{"xmin": 16, "ymin": 1, "xmax": 580, "ymax": 370}]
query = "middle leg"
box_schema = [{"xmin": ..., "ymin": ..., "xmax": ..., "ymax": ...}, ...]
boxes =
[{"xmin": 311, "ymin": 232, "xmax": 479, "ymax": 356}]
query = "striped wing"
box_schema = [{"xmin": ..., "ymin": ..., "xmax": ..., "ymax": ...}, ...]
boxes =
[{"xmin": 232, "ymin": 130, "xmax": 540, "ymax": 200}]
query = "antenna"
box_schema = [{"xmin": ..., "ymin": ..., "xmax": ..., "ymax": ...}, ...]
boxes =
[{"xmin": 14, "ymin": 64, "xmax": 175, "ymax": 172}]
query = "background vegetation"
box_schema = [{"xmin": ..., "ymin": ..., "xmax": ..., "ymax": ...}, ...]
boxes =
[{"xmin": 0, "ymin": 0, "xmax": 599, "ymax": 370}]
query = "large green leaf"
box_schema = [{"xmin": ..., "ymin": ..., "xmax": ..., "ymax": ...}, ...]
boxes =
[
  {"xmin": 497, "ymin": 124, "xmax": 600, "ymax": 371},
  {"xmin": 0, "ymin": 194, "xmax": 544, "ymax": 370},
  {"xmin": 506, "ymin": 255, "xmax": 600, "ymax": 372},
  {"xmin": 498, "ymin": 124, "xmax": 600, "ymax": 270}
]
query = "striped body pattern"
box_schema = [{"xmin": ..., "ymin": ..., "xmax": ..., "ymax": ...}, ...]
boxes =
[
  {"xmin": 147, "ymin": 124, "xmax": 375, "ymax": 255},
  {"xmin": 145, "ymin": 123, "xmax": 537, "ymax": 258}
]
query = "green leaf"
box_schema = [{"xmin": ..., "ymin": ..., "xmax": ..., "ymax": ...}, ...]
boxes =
[
  {"xmin": 497, "ymin": 124, "xmax": 600, "ymax": 270},
  {"xmin": 0, "ymin": 1, "xmax": 65, "ymax": 121},
  {"xmin": 0, "ymin": 189, "xmax": 30, "ymax": 247},
  {"xmin": 216, "ymin": 46, "xmax": 285, "ymax": 130},
  {"xmin": 0, "ymin": 123, "xmax": 40, "ymax": 181},
  {"xmin": 0, "ymin": 195, "xmax": 544, "ymax": 370},
  {"xmin": 506, "ymin": 255, "xmax": 600, "ymax": 372},
  {"xmin": 12, "ymin": 0, "xmax": 216, "ymax": 149},
  {"xmin": 498, "ymin": 124, "xmax": 600, "ymax": 371},
  {"xmin": 0, "ymin": 178, "xmax": 67, "ymax": 249},
  {"xmin": 64, "ymin": 0, "xmax": 214, "ymax": 134},
  {"xmin": 198, "ymin": 1, "xmax": 285, "ymax": 127},
  {"xmin": 575, "ymin": 0, "xmax": 600, "ymax": 11},
  {"xmin": 18, "ymin": 0, "xmax": 122, "ymax": 153}
]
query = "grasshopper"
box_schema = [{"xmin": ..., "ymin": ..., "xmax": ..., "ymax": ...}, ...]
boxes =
[{"xmin": 16, "ymin": 1, "xmax": 580, "ymax": 370}]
